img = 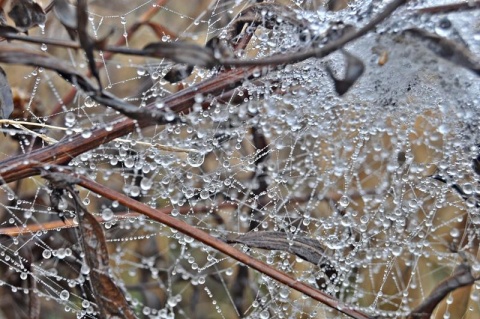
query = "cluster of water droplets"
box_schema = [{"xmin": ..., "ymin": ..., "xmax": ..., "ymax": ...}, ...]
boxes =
[{"xmin": 2, "ymin": 0, "xmax": 480, "ymax": 318}]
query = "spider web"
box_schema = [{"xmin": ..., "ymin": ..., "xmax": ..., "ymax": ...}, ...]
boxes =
[{"xmin": 0, "ymin": 0, "xmax": 480, "ymax": 318}]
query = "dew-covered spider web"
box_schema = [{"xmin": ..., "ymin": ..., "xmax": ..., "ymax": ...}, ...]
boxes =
[{"xmin": 0, "ymin": 0, "xmax": 480, "ymax": 318}]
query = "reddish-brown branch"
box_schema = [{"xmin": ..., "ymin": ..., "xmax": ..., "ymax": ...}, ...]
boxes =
[
  {"xmin": 76, "ymin": 175, "xmax": 374, "ymax": 319},
  {"xmin": 0, "ymin": 65, "xmax": 258, "ymax": 184}
]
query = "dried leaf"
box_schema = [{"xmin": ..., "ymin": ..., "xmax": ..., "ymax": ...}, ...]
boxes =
[
  {"xmin": 41, "ymin": 172, "xmax": 138, "ymax": 319},
  {"xmin": 0, "ymin": 24, "xmax": 21, "ymax": 36},
  {"xmin": 8, "ymin": 0, "xmax": 45, "ymax": 32},
  {"xmin": 0, "ymin": 66, "xmax": 13, "ymax": 119},
  {"xmin": 227, "ymin": 231, "xmax": 328, "ymax": 265},
  {"xmin": 76, "ymin": 201, "xmax": 138, "ymax": 319},
  {"xmin": 143, "ymin": 41, "xmax": 217, "ymax": 68},
  {"xmin": 408, "ymin": 264, "xmax": 476, "ymax": 319},
  {"xmin": 405, "ymin": 28, "xmax": 480, "ymax": 76},
  {"xmin": 0, "ymin": 8, "xmax": 7, "ymax": 25},
  {"xmin": 326, "ymin": 50, "xmax": 365, "ymax": 95},
  {"xmin": 163, "ymin": 64, "xmax": 194, "ymax": 83},
  {"xmin": 53, "ymin": 0, "xmax": 77, "ymax": 39},
  {"xmin": 232, "ymin": 265, "xmax": 250, "ymax": 314},
  {"xmin": 40, "ymin": 169, "xmax": 81, "ymax": 187}
]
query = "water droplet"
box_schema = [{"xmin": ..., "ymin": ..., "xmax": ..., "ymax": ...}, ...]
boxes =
[
  {"xmin": 81, "ymin": 130, "xmax": 92, "ymax": 138},
  {"xmin": 199, "ymin": 190, "xmax": 209, "ymax": 199},
  {"xmin": 260, "ymin": 310, "xmax": 270, "ymax": 319},
  {"xmin": 81, "ymin": 263, "xmax": 90, "ymax": 275},
  {"xmin": 130, "ymin": 186, "xmax": 140, "ymax": 197},
  {"xmin": 187, "ymin": 152, "xmax": 204, "ymax": 167},
  {"xmin": 339, "ymin": 195, "xmax": 350, "ymax": 208},
  {"xmin": 101, "ymin": 208, "xmax": 114, "ymax": 221},
  {"xmin": 84, "ymin": 96, "xmax": 95, "ymax": 108},
  {"xmin": 450, "ymin": 228, "xmax": 460, "ymax": 238},
  {"xmin": 391, "ymin": 246, "xmax": 403, "ymax": 257},
  {"xmin": 42, "ymin": 250, "xmax": 51, "ymax": 260},
  {"xmin": 24, "ymin": 210, "xmax": 33, "ymax": 219},
  {"xmin": 59, "ymin": 290, "xmax": 70, "ymax": 301},
  {"xmin": 140, "ymin": 178, "xmax": 153, "ymax": 191}
]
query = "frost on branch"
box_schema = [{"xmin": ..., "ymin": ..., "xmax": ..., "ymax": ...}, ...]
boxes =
[{"xmin": 0, "ymin": 1, "xmax": 479, "ymax": 319}]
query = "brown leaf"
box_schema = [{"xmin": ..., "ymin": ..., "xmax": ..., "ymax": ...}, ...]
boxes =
[
  {"xmin": 0, "ymin": 66, "xmax": 13, "ymax": 119},
  {"xmin": 408, "ymin": 264, "xmax": 476, "ymax": 319},
  {"xmin": 163, "ymin": 64, "xmax": 194, "ymax": 83},
  {"xmin": 0, "ymin": 8, "xmax": 7, "ymax": 25},
  {"xmin": 39, "ymin": 178, "xmax": 141, "ymax": 319},
  {"xmin": 143, "ymin": 41, "xmax": 217, "ymax": 68},
  {"xmin": 77, "ymin": 207, "xmax": 138, "ymax": 318},
  {"xmin": 227, "ymin": 231, "xmax": 328, "ymax": 265},
  {"xmin": 8, "ymin": 0, "xmax": 46, "ymax": 32},
  {"xmin": 326, "ymin": 0, "xmax": 348, "ymax": 11},
  {"xmin": 0, "ymin": 24, "xmax": 22, "ymax": 37}
]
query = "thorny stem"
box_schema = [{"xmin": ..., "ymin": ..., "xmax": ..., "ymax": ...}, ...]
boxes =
[{"xmin": 76, "ymin": 175, "xmax": 374, "ymax": 319}]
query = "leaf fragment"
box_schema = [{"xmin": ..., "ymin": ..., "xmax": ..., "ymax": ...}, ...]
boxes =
[
  {"xmin": 163, "ymin": 64, "xmax": 194, "ymax": 83},
  {"xmin": 143, "ymin": 41, "xmax": 218, "ymax": 68},
  {"xmin": 227, "ymin": 231, "xmax": 328, "ymax": 265},
  {"xmin": 53, "ymin": 0, "xmax": 77, "ymax": 39},
  {"xmin": 0, "ymin": 66, "xmax": 13, "ymax": 120},
  {"xmin": 0, "ymin": 8, "xmax": 8, "ymax": 25},
  {"xmin": 78, "ymin": 208, "xmax": 138, "ymax": 319},
  {"xmin": 8, "ymin": 0, "xmax": 46, "ymax": 32},
  {"xmin": 40, "ymin": 171, "xmax": 138, "ymax": 319}
]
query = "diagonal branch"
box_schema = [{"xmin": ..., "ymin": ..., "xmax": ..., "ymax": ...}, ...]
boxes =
[{"xmin": 76, "ymin": 174, "xmax": 374, "ymax": 319}]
